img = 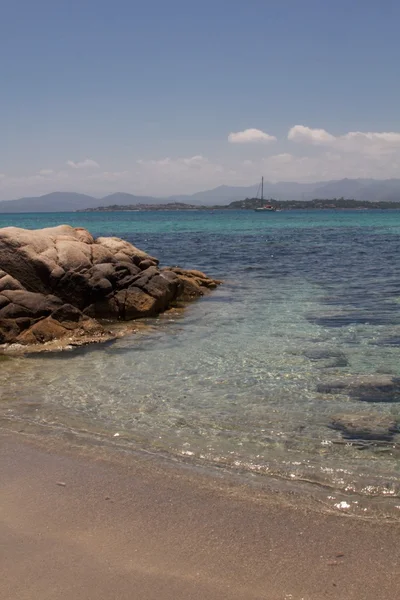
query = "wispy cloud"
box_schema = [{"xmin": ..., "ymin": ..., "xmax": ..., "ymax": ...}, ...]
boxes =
[
  {"xmin": 228, "ymin": 128, "xmax": 277, "ymax": 144},
  {"xmin": 288, "ymin": 125, "xmax": 400, "ymax": 156},
  {"xmin": 38, "ymin": 169, "xmax": 54, "ymax": 175},
  {"xmin": 137, "ymin": 155, "xmax": 214, "ymax": 170},
  {"xmin": 66, "ymin": 159, "xmax": 100, "ymax": 169}
]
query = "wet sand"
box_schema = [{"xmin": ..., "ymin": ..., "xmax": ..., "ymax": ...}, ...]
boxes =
[{"xmin": 1, "ymin": 431, "xmax": 400, "ymax": 600}]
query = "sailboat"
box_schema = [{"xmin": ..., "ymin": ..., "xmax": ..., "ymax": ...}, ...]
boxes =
[{"xmin": 254, "ymin": 177, "xmax": 277, "ymax": 212}]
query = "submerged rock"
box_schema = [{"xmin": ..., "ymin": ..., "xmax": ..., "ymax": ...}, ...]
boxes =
[
  {"xmin": 317, "ymin": 375, "xmax": 400, "ymax": 403},
  {"xmin": 304, "ymin": 347, "xmax": 348, "ymax": 368},
  {"xmin": 0, "ymin": 225, "xmax": 221, "ymax": 350},
  {"xmin": 307, "ymin": 311, "xmax": 399, "ymax": 328},
  {"xmin": 373, "ymin": 336, "xmax": 400, "ymax": 347},
  {"xmin": 329, "ymin": 413, "xmax": 399, "ymax": 442}
]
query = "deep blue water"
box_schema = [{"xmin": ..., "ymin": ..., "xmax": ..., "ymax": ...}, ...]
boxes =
[{"xmin": 1, "ymin": 209, "xmax": 400, "ymax": 518}]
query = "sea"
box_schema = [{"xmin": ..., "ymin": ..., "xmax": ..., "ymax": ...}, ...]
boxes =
[{"xmin": 1, "ymin": 209, "xmax": 400, "ymax": 519}]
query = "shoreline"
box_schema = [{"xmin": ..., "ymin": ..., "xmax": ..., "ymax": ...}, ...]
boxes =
[
  {"xmin": 2, "ymin": 429, "xmax": 400, "ymax": 599},
  {"xmin": 3, "ymin": 412, "xmax": 400, "ymax": 523},
  {"xmin": 0, "ymin": 306, "xmax": 187, "ymax": 355}
]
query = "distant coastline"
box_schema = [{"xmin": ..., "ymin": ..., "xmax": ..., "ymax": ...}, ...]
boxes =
[
  {"xmin": 77, "ymin": 198, "xmax": 400, "ymax": 212},
  {"xmin": 3, "ymin": 179, "xmax": 400, "ymax": 212}
]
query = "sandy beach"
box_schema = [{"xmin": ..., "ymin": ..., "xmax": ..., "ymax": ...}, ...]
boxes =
[{"xmin": 1, "ymin": 431, "xmax": 400, "ymax": 600}]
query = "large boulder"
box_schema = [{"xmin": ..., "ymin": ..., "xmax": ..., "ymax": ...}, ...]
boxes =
[{"xmin": 0, "ymin": 225, "xmax": 220, "ymax": 349}]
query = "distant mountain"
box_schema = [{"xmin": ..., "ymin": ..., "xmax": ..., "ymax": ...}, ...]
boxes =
[
  {"xmin": 169, "ymin": 182, "xmax": 320, "ymax": 204},
  {"xmin": 0, "ymin": 192, "xmax": 97, "ymax": 213},
  {"xmin": 1, "ymin": 178, "xmax": 400, "ymax": 212},
  {"xmin": 311, "ymin": 178, "xmax": 400, "ymax": 203},
  {"xmin": 171, "ymin": 184, "xmax": 259, "ymax": 205},
  {"xmin": 311, "ymin": 178, "xmax": 368, "ymax": 200},
  {"xmin": 0, "ymin": 191, "xmax": 165, "ymax": 213},
  {"xmin": 169, "ymin": 179, "xmax": 400, "ymax": 204}
]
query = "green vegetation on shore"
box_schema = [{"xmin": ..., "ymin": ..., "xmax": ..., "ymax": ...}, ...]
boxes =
[{"xmin": 78, "ymin": 197, "xmax": 400, "ymax": 212}]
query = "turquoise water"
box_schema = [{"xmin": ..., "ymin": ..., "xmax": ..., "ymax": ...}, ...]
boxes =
[
  {"xmin": 1, "ymin": 208, "xmax": 400, "ymax": 235},
  {"xmin": 1, "ymin": 209, "xmax": 400, "ymax": 518}
]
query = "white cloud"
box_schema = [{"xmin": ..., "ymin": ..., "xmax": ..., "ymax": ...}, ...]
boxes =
[
  {"xmin": 342, "ymin": 131, "xmax": 400, "ymax": 144},
  {"xmin": 66, "ymin": 158, "xmax": 100, "ymax": 169},
  {"xmin": 86, "ymin": 170, "xmax": 129, "ymax": 182},
  {"xmin": 288, "ymin": 125, "xmax": 336, "ymax": 145},
  {"xmin": 268, "ymin": 153, "xmax": 293, "ymax": 164},
  {"xmin": 137, "ymin": 155, "xmax": 209, "ymax": 169},
  {"xmin": 137, "ymin": 155, "xmax": 221, "ymax": 174},
  {"xmin": 259, "ymin": 149, "xmax": 400, "ymax": 183},
  {"xmin": 182, "ymin": 155, "xmax": 208, "ymax": 167},
  {"xmin": 4, "ymin": 125, "xmax": 400, "ymax": 200},
  {"xmin": 134, "ymin": 155, "xmax": 227, "ymax": 192},
  {"xmin": 228, "ymin": 128, "xmax": 277, "ymax": 144},
  {"xmin": 137, "ymin": 158, "xmax": 171, "ymax": 167},
  {"xmin": 288, "ymin": 125, "xmax": 400, "ymax": 156}
]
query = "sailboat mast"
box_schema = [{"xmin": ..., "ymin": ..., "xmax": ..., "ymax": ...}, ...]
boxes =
[{"xmin": 261, "ymin": 176, "xmax": 264, "ymax": 202}]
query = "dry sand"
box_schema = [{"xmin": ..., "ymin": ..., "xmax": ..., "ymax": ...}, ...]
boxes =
[{"xmin": 1, "ymin": 431, "xmax": 400, "ymax": 600}]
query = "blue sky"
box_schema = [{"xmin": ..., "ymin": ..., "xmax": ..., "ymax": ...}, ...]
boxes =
[{"xmin": 1, "ymin": 0, "xmax": 400, "ymax": 198}]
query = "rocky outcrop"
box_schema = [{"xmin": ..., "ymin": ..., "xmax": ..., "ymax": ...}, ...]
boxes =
[{"xmin": 0, "ymin": 225, "xmax": 220, "ymax": 349}]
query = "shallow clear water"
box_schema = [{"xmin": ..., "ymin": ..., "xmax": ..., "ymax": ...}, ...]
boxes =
[{"xmin": 1, "ymin": 210, "xmax": 400, "ymax": 518}]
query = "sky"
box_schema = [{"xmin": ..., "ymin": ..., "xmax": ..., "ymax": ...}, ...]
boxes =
[{"xmin": 1, "ymin": 0, "xmax": 400, "ymax": 199}]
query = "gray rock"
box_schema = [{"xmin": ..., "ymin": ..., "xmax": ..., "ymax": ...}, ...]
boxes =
[
  {"xmin": 318, "ymin": 375, "xmax": 400, "ymax": 403},
  {"xmin": 329, "ymin": 413, "xmax": 399, "ymax": 441},
  {"xmin": 304, "ymin": 347, "xmax": 348, "ymax": 368},
  {"xmin": 0, "ymin": 290, "xmax": 63, "ymax": 319},
  {"xmin": 374, "ymin": 336, "xmax": 400, "ymax": 347}
]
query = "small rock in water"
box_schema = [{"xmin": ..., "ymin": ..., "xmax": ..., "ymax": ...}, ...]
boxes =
[
  {"xmin": 328, "ymin": 413, "xmax": 399, "ymax": 442},
  {"xmin": 372, "ymin": 336, "xmax": 400, "ymax": 347},
  {"xmin": 304, "ymin": 347, "xmax": 349, "ymax": 368},
  {"xmin": 317, "ymin": 375, "xmax": 400, "ymax": 403},
  {"xmin": 304, "ymin": 347, "xmax": 346, "ymax": 361}
]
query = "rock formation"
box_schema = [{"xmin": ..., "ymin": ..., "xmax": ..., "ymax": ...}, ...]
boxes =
[
  {"xmin": 329, "ymin": 413, "xmax": 399, "ymax": 442},
  {"xmin": 317, "ymin": 375, "xmax": 400, "ymax": 402},
  {"xmin": 0, "ymin": 225, "xmax": 220, "ymax": 349}
]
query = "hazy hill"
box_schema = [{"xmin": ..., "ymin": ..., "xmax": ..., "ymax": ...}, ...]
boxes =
[
  {"xmin": 1, "ymin": 179, "xmax": 400, "ymax": 212},
  {"xmin": 0, "ymin": 192, "xmax": 97, "ymax": 213},
  {"xmin": 0, "ymin": 191, "xmax": 164, "ymax": 213},
  {"xmin": 171, "ymin": 184, "xmax": 259, "ymax": 205}
]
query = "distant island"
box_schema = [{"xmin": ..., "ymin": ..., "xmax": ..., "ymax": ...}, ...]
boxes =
[
  {"xmin": 78, "ymin": 202, "xmax": 201, "ymax": 212},
  {"xmin": 78, "ymin": 198, "xmax": 400, "ymax": 212},
  {"xmin": 2, "ymin": 178, "xmax": 400, "ymax": 212}
]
